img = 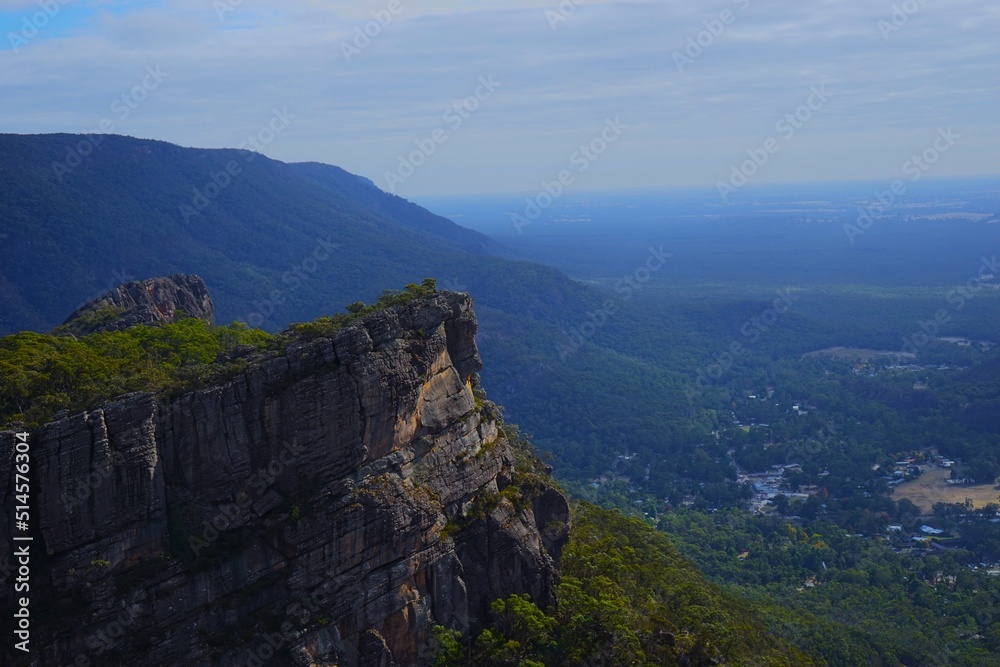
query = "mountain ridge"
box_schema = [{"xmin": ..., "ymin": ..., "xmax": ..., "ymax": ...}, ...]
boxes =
[{"xmin": 0, "ymin": 132, "xmax": 558, "ymax": 335}]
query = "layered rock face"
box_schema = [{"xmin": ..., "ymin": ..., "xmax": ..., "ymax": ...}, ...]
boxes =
[
  {"xmin": 0, "ymin": 291, "xmax": 568, "ymax": 666},
  {"xmin": 59, "ymin": 274, "xmax": 215, "ymax": 334}
]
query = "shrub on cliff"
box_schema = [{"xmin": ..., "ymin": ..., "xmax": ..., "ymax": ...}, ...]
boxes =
[
  {"xmin": 0, "ymin": 280, "xmax": 442, "ymax": 427},
  {"xmin": 432, "ymin": 502, "xmax": 813, "ymax": 666},
  {"xmin": 0, "ymin": 318, "xmax": 269, "ymax": 426}
]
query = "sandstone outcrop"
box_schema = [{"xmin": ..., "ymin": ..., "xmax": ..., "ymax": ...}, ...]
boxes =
[
  {"xmin": 59, "ymin": 275, "xmax": 215, "ymax": 334},
  {"xmin": 0, "ymin": 290, "xmax": 568, "ymax": 666}
]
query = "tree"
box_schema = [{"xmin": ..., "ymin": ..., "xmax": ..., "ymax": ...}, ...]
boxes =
[
  {"xmin": 774, "ymin": 494, "xmax": 790, "ymax": 515},
  {"xmin": 431, "ymin": 627, "xmax": 464, "ymax": 667}
]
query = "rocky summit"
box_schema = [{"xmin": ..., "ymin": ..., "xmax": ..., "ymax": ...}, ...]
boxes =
[
  {"xmin": 59, "ymin": 274, "xmax": 216, "ymax": 335},
  {"xmin": 0, "ymin": 286, "xmax": 568, "ymax": 666}
]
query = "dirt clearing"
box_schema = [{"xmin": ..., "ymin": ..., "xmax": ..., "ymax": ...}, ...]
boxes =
[{"xmin": 892, "ymin": 467, "xmax": 1000, "ymax": 514}]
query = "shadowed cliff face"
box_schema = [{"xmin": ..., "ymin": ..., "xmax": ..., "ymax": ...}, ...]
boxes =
[{"xmin": 0, "ymin": 290, "xmax": 568, "ymax": 667}]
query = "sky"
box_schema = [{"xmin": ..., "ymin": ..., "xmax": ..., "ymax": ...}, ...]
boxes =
[{"xmin": 1, "ymin": 0, "xmax": 998, "ymax": 196}]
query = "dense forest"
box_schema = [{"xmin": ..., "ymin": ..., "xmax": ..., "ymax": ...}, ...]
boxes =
[
  {"xmin": 659, "ymin": 509, "xmax": 1000, "ymax": 666},
  {"xmin": 485, "ymin": 281, "xmax": 1000, "ymax": 502},
  {"xmin": 433, "ymin": 503, "xmax": 813, "ymax": 667}
]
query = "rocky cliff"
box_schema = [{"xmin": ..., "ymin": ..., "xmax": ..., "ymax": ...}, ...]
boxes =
[
  {"xmin": 58, "ymin": 275, "xmax": 215, "ymax": 335},
  {"xmin": 0, "ymin": 289, "xmax": 568, "ymax": 666}
]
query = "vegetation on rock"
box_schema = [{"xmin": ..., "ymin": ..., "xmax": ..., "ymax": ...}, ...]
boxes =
[
  {"xmin": 0, "ymin": 279, "xmax": 440, "ymax": 426},
  {"xmin": 433, "ymin": 502, "xmax": 813, "ymax": 667}
]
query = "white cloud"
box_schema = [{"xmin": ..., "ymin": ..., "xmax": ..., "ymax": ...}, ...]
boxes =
[{"xmin": 0, "ymin": 0, "xmax": 997, "ymax": 194}]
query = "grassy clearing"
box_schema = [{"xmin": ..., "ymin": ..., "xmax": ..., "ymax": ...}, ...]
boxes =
[{"xmin": 892, "ymin": 467, "xmax": 1000, "ymax": 513}]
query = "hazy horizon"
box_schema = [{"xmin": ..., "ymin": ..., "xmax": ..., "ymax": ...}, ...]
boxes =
[{"xmin": 4, "ymin": 130, "xmax": 997, "ymax": 204}]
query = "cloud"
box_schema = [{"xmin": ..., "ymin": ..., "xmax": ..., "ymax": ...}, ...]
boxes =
[{"xmin": 1, "ymin": 0, "xmax": 997, "ymax": 194}]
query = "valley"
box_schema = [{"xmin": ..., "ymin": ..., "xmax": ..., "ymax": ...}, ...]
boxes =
[{"xmin": 1, "ymin": 135, "xmax": 999, "ymax": 665}]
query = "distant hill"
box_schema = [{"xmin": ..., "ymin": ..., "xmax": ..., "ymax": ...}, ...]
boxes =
[{"xmin": 0, "ymin": 133, "xmax": 592, "ymax": 335}]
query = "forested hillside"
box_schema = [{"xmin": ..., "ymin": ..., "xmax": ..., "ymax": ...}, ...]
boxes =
[{"xmin": 0, "ymin": 133, "xmax": 584, "ymax": 334}]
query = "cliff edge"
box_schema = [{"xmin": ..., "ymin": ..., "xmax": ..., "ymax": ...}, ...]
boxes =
[{"xmin": 0, "ymin": 288, "xmax": 568, "ymax": 666}]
